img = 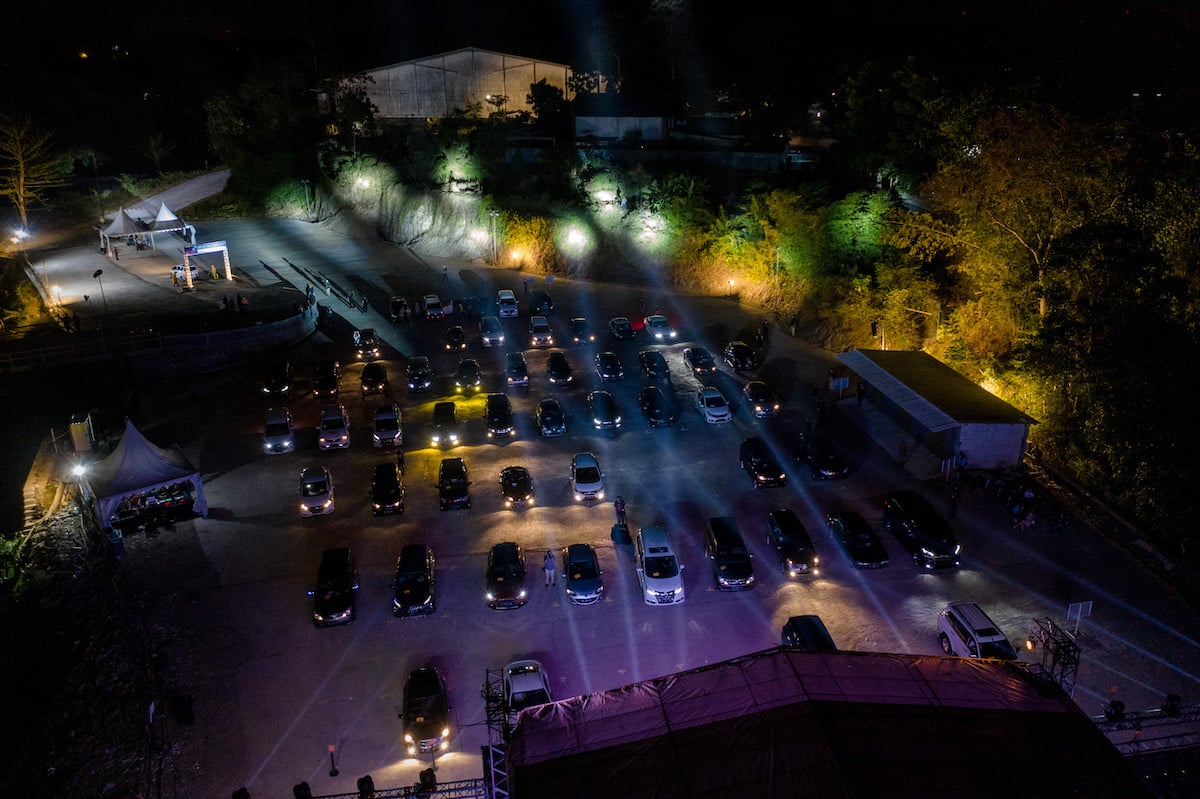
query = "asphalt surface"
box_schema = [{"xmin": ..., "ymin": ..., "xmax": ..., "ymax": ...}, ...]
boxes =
[{"xmin": 11, "ymin": 174, "xmax": 1200, "ymax": 798}]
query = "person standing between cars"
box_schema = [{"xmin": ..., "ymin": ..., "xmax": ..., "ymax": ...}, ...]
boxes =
[
  {"xmin": 544, "ymin": 550, "xmax": 556, "ymax": 587},
  {"xmin": 614, "ymin": 496, "xmax": 627, "ymax": 526}
]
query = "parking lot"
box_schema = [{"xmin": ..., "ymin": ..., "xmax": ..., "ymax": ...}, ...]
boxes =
[{"xmin": 97, "ymin": 232, "xmax": 1200, "ymax": 798}]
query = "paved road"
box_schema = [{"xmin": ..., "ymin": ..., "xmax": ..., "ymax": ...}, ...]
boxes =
[{"xmin": 17, "ymin": 182, "xmax": 1200, "ymax": 797}]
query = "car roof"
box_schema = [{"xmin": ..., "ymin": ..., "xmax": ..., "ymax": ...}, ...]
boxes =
[
  {"xmin": 301, "ymin": 466, "xmax": 327, "ymax": 479},
  {"xmin": 498, "ymin": 289, "xmax": 516, "ymax": 298},
  {"xmin": 639, "ymin": 526, "xmax": 673, "ymax": 551},
  {"xmin": 573, "ymin": 452, "xmax": 598, "ymax": 466}
]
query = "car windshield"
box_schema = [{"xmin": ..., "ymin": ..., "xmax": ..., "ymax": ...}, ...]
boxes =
[
  {"xmin": 510, "ymin": 688, "xmax": 550, "ymax": 710},
  {"xmin": 570, "ymin": 560, "xmax": 598, "ymax": 580},
  {"xmin": 301, "ymin": 480, "xmax": 327, "ymax": 496},
  {"xmin": 492, "ymin": 560, "xmax": 521, "ymax": 579},
  {"xmin": 980, "ymin": 639, "xmax": 1018, "ymax": 659},
  {"xmin": 704, "ymin": 394, "xmax": 725, "ymax": 407},
  {"xmin": 375, "ymin": 417, "xmax": 398, "ymax": 432},
  {"xmin": 575, "ymin": 466, "xmax": 601, "ymax": 484},
  {"xmin": 644, "ymin": 555, "xmax": 679, "ymax": 578},
  {"xmin": 320, "ymin": 417, "xmax": 343, "ymax": 430}
]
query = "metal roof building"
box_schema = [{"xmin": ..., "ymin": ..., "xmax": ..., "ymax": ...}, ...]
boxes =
[
  {"xmin": 362, "ymin": 47, "xmax": 572, "ymax": 121},
  {"xmin": 838, "ymin": 350, "xmax": 1035, "ymax": 471}
]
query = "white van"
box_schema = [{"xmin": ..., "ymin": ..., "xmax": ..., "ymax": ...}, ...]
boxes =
[
  {"xmin": 635, "ymin": 526, "xmax": 684, "ymax": 605},
  {"xmin": 937, "ymin": 602, "xmax": 1018, "ymax": 660}
]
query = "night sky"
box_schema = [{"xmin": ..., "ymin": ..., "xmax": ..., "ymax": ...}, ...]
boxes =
[{"xmin": 3, "ymin": 1, "xmax": 1198, "ymax": 167}]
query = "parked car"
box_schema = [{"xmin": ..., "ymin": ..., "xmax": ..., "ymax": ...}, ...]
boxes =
[
  {"xmin": 503, "ymin": 659, "xmax": 551, "ymax": 714},
  {"xmin": 682, "ymin": 346, "xmax": 716, "ymax": 376},
  {"xmin": 536, "ymin": 397, "xmax": 566, "ymax": 436},
  {"xmin": 740, "ymin": 437, "xmax": 787, "ymax": 487},
  {"xmin": 402, "ymin": 666, "xmax": 451, "ymax": 755},
  {"xmin": 372, "ymin": 403, "xmax": 403, "ymax": 448},
  {"xmin": 826, "ymin": 512, "xmax": 889, "ymax": 569},
  {"xmin": 781, "ymin": 615, "xmax": 837, "ymax": 651},
  {"xmin": 430, "ymin": 402, "xmax": 460, "ymax": 447},
  {"xmin": 298, "ymin": 465, "xmax": 334, "ymax": 516},
  {"xmin": 438, "ymin": 457, "xmax": 471, "ymax": 510},
  {"xmin": 723, "ymin": 340, "xmax": 757, "ymax": 372},
  {"xmin": 638, "ymin": 349, "xmax": 669, "ymax": 379},
  {"xmin": 444, "ymin": 325, "xmax": 467, "ymax": 351},
  {"xmin": 594, "ymin": 351, "xmax": 624, "ymax": 381},
  {"xmin": 312, "ymin": 359, "xmax": 341, "ymax": 399},
  {"xmin": 882, "ymin": 491, "xmax": 960, "ymax": 569},
  {"xmin": 262, "ymin": 361, "xmax": 294, "ymax": 397},
  {"xmin": 634, "ymin": 526, "xmax": 685, "ymax": 605},
  {"xmin": 742, "ymin": 380, "xmax": 780, "ymax": 417},
  {"xmin": 499, "ymin": 465, "xmax": 534, "ymax": 507},
  {"xmin": 423, "ymin": 294, "xmax": 445, "ymax": 319},
  {"xmin": 643, "ymin": 314, "xmax": 676, "ymax": 340},
  {"xmin": 392, "ymin": 543, "xmax": 436, "ymax": 617},
  {"xmin": 406, "ymin": 356, "xmax": 433, "ymax": 392},
  {"xmin": 937, "ymin": 602, "xmax": 1018, "ymax": 660},
  {"xmin": 360, "ymin": 361, "xmax": 387, "ymax": 395},
  {"xmin": 694, "ymin": 386, "xmax": 733, "ymax": 423},
  {"xmin": 571, "ymin": 452, "xmax": 605, "ymax": 501},
  {"xmin": 608, "ymin": 316, "xmax": 635, "ymax": 339},
  {"xmin": 639, "ymin": 385, "xmax": 677, "ymax": 427},
  {"xmin": 588, "ymin": 390, "xmax": 622, "ymax": 430},
  {"xmin": 562, "ymin": 543, "xmax": 604, "ymax": 605},
  {"xmin": 800, "ymin": 433, "xmax": 850, "ymax": 480},
  {"xmin": 307, "ymin": 547, "xmax": 358, "ymax": 626},
  {"xmin": 485, "ymin": 393, "xmax": 516, "ymax": 439},
  {"xmin": 506, "ymin": 351, "xmax": 529, "ymax": 387},
  {"xmin": 496, "ymin": 289, "xmax": 519, "ymax": 318},
  {"xmin": 569, "ymin": 317, "xmax": 595, "ymax": 345},
  {"xmin": 705, "ymin": 517, "xmax": 755, "ymax": 590},
  {"xmin": 355, "ymin": 327, "xmax": 381, "ymax": 360},
  {"xmin": 480, "ymin": 315, "xmax": 505, "ymax": 347},
  {"xmin": 389, "ymin": 296, "xmax": 409, "ymax": 322},
  {"xmin": 454, "ymin": 358, "xmax": 482, "ymax": 392},
  {"xmin": 546, "ymin": 351, "xmax": 574, "ymax": 385},
  {"xmin": 263, "ymin": 407, "xmax": 295, "ymax": 453},
  {"xmin": 766, "ymin": 508, "xmax": 818, "ymax": 577},
  {"xmin": 529, "ymin": 315, "xmax": 554, "ymax": 347},
  {"xmin": 318, "ymin": 403, "xmax": 350, "ymax": 450},
  {"xmin": 486, "ymin": 542, "xmax": 527, "ymax": 609},
  {"xmin": 370, "ymin": 462, "xmax": 405, "ymax": 515}
]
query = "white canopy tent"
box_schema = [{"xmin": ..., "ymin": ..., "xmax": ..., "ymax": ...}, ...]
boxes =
[{"xmin": 98, "ymin": 203, "xmax": 196, "ymax": 252}]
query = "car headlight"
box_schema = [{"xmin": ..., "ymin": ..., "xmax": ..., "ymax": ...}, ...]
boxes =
[
  {"xmin": 518, "ymin": 590, "xmax": 527, "ymax": 598},
  {"xmin": 574, "ymin": 492, "xmax": 584, "ymax": 501},
  {"xmin": 404, "ymin": 733, "xmax": 414, "ymax": 744},
  {"xmin": 920, "ymin": 547, "xmax": 936, "ymax": 558},
  {"xmin": 486, "ymin": 592, "xmax": 495, "ymax": 601},
  {"xmin": 441, "ymin": 727, "xmax": 450, "ymax": 739}
]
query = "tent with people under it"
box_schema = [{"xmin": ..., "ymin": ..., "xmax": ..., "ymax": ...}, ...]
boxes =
[{"xmin": 85, "ymin": 419, "xmax": 208, "ymax": 532}]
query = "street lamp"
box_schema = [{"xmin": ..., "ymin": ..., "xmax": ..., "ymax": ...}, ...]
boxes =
[
  {"xmin": 12, "ymin": 228, "xmax": 29, "ymax": 269},
  {"xmin": 92, "ymin": 269, "xmax": 109, "ymax": 312},
  {"xmin": 489, "ymin": 209, "xmax": 500, "ymax": 265}
]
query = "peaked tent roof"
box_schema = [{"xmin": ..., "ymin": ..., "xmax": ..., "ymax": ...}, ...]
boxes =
[
  {"xmin": 150, "ymin": 202, "xmax": 190, "ymax": 233},
  {"xmin": 506, "ymin": 648, "xmax": 1150, "ymax": 799},
  {"xmin": 87, "ymin": 419, "xmax": 208, "ymax": 524},
  {"xmin": 154, "ymin": 202, "xmax": 180, "ymax": 223},
  {"xmin": 101, "ymin": 208, "xmax": 143, "ymax": 237}
]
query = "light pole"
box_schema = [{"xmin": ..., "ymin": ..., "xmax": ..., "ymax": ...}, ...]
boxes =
[
  {"xmin": 300, "ymin": 179, "xmax": 312, "ymax": 220},
  {"xmin": 489, "ymin": 210, "xmax": 500, "ymax": 265},
  {"xmin": 93, "ymin": 269, "xmax": 109, "ymax": 312}
]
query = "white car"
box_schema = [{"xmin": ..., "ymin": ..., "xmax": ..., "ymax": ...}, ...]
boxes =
[
  {"xmin": 571, "ymin": 452, "xmax": 605, "ymax": 501},
  {"xmin": 299, "ymin": 466, "xmax": 335, "ymax": 516},
  {"xmin": 318, "ymin": 403, "xmax": 351, "ymax": 449},
  {"xmin": 262, "ymin": 407, "xmax": 295, "ymax": 454},
  {"xmin": 503, "ymin": 660, "xmax": 553, "ymax": 716},
  {"xmin": 643, "ymin": 314, "xmax": 676, "ymax": 340},
  {"xmin": 423, "ymin": 294, "xmax": 445, "ymax": 319},
  {"xmin": 694, "ymin": 386, "xmax": 733, "ymax": 423},
  {"xmin": 171, "ymin": 263, "xmax": 200, "ymax": 281},
  {"xmin": 635, "ymin": 526, "xmax": 685, "ymax": 605},
  {"xmin": 497, "ymin": 289, "xmax": 519, "ymax": 318}
]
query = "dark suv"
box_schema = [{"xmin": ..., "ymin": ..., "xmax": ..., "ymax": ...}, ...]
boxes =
[
  {"xmin": 438, "ymin": 457, "xmax": 471, "ymax": 510},
  {"xmin": 704, "ymin": 517, "xmax": 755, "ymax": 590},
  {"xmin": 766, "ymin": 508, "xmax": 818, "ymax": 577},
  {"xmin": 485, "ymin": 393, "xmax": 515, "ymax": 439},
  {"xmin": 740, "ymin": 437, "xmax": 787, "ymax": 487},
  {"xmin": 882, "ymin": 491, "xmax": 960, "ymax": 569},
  {"xmin": 370, "ymin": 462, "xmax": 405, "ymax": 516},
  {"xmin": 307, "ymin": 547, "xmax": 358, "ymax": 627},
  {"xmin": 312, "ymin": 359, "xmax": 341, "ymax": 399}
]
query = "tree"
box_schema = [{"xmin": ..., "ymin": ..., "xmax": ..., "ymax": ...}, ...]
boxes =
[
  {"xmin": 0, "ymin": 116, "xmax": 70, "ymax": 230},
  {"xmin": 526, "ymin": 80, "xmax": 570, "ymax": 137},
  {"xmin": 144, "ymin": 133, "xmax": 175, "ymax": 176}
]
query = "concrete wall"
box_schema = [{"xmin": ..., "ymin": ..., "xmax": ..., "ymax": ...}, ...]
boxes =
[{"xmin": 957, "ymin": 422, "xmax": 1029, "ymax": 471}]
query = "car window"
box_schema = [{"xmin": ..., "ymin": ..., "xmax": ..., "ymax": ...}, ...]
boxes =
[{"xmin": 644, "ymin": 555, "xmax": 679, "ymax": 578}]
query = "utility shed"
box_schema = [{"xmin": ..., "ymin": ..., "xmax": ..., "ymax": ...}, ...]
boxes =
[
  {"xmin": 838, "ymin": 349, "xmax": 1035, "ymax": 470},
  {"xmin": 505, "ymin": 648, "xmax": 1151, "ymax": 799}
]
